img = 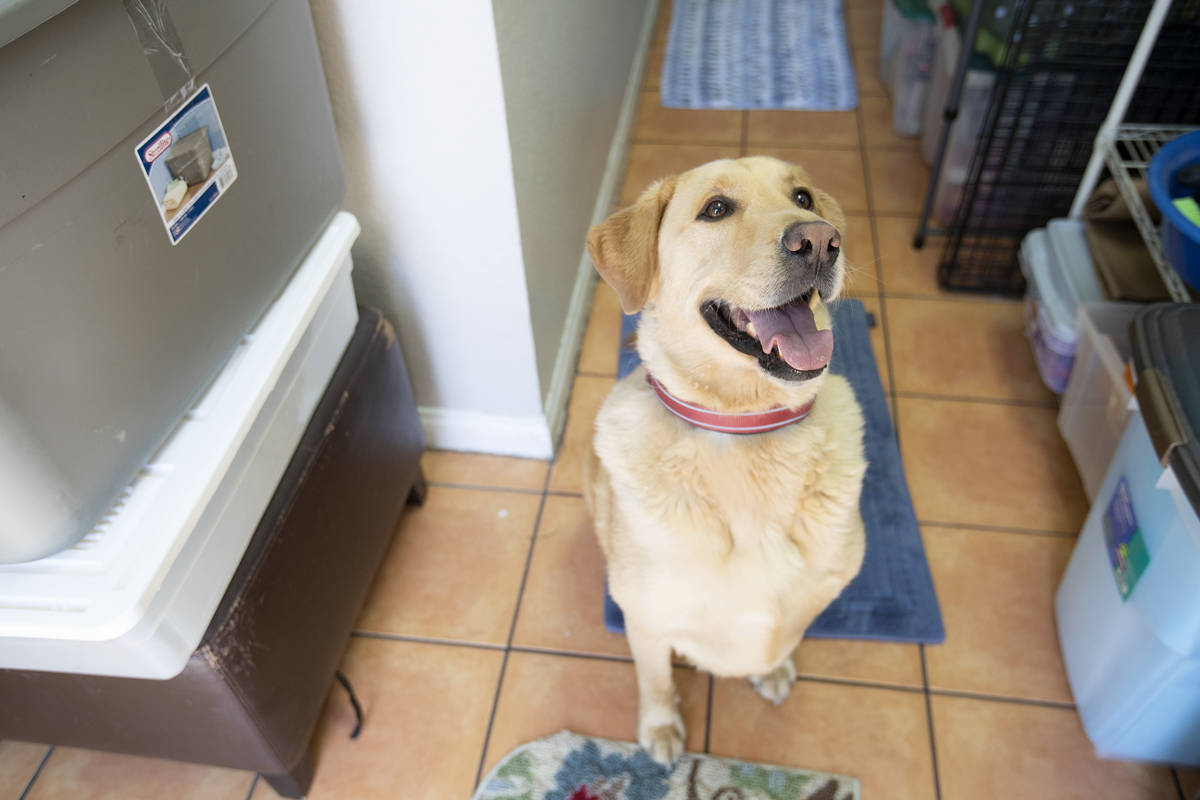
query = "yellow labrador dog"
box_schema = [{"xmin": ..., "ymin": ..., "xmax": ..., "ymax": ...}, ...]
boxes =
[{"xmin": 584, "ymin": 156, "xmax": 866, "ymax": 766}]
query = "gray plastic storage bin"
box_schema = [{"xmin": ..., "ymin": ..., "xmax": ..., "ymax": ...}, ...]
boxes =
[{"xmin": 0, "ymin": 0, "xmax": 345, "ymax": 562}]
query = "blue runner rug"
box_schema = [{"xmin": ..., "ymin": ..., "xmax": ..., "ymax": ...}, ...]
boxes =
[
  {"xmin": 661, "ymin": 0, "xmax": 858, "ymax": 110},
  {"xmin": 604, "ymin": 299, "xmax": 944, "ymax": 643}
]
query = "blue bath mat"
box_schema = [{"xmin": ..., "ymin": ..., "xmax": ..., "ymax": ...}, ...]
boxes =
[
  {"xmin": 661, "ymin": 0, "xmax": 858, "ymax": 110},
  {"xmin": 604, "ymin": 300, "xmax": 944, "ymax": 643}
]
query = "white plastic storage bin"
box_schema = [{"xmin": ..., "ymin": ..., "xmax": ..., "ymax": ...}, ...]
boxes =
[
  {"xmin": 1018, "ymin": 220, "xmax": 1106, "ymax": 393},
  {"xmin": 921, "ymin": 10, "xmax": 995, "ymax": 224},
  {"xmin": 1056, "ymin": 409, "xmax": 1200, "ymax": 766},
  {"xmin": 1056, "ymin": 303, "xmax": 1200, "ymax": 767},
  {"xmin": 0, "ymin": 212, "xmax": 361, "ymax": 679},
  {"xmin": 1057, "ymin": 302, "xmax": 1142, "ymax": 500},
  {"xmin": 880, "ymin": 0, "xmax": 936, "ymax": 135}
]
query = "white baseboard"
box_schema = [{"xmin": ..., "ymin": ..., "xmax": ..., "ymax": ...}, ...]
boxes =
[
  {"xmin": 541, "ymin": 0, "xmax": 661, "ymax": 450},
  {"xmin": 418, "ymin": 406, "xmax": 553, "ymax": 460}
]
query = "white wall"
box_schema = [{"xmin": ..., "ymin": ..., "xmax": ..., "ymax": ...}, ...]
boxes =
[
  {"xmin": 309, "ymin": 0, "xmax": 654, "ymax": 457},
  {"xmin": 492, "ymin": 0, "xmax": 651, "ymax": 424}
]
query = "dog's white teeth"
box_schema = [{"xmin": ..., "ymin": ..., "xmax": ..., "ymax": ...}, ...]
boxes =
[
  {"xmin": 745, "ymin": 321, "xmax": 758, "ymax": 338},
  {"xmin": 772, "ymin": 343, "xmax": 781, "ymax": 358},
  {"xmin": 809, "ymin": 290, "xmax": 821, "ymax": 311}
]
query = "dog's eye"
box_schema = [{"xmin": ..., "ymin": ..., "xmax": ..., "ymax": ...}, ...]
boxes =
[
  {"xmin": 700, "ymin": 198, "xmax": 733, "ymax": 220},
  {"xmin": 793, "ymin": 189, "xmax": 814, "ymax": 210}
]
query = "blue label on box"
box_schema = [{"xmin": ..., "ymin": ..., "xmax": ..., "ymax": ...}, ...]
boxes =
[
  {"xmin": 134, "ymin": 84, "xmax": 237, "ymax": 245},
  {"xmin": 1103, "ymin": 477, "xmax": 1150, "ymax": 600}
]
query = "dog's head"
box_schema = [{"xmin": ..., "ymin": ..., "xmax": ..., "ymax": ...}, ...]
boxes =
[{"xmin": 587, "ymin": 156, "xmax": 849, "ymax": 411}]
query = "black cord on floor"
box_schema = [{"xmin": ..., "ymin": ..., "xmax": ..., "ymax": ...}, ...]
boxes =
[{"xmin": 335, "ymin": 670, "xmax": 363, "ymax": 739}]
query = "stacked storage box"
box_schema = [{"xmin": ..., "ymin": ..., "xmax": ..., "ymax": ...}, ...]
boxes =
[
  {"xmin": 1057, "ymin": 303, "xmax": 1142, "ymax": 501},
  {"xmin": 0, "ymin": 213, "xmax": 362, "ymax": 679},
  {"xmin": 880, "ymin": 0, "xmax": 936, "ymax": 135},
  {"xmin": 921, "ymin": 4, "xmax": 996, "ymax": 224},
  {"xmin": 0, "ymin": 0, "xmax": 344, "ymax": 562},
  {"xmin": 1056, "ymin": 304, "xmax": 1200, "ymax": 767},
  {"xmin": 1018, "ymin": 220, "xmax": 1106, "ymax": 394}
]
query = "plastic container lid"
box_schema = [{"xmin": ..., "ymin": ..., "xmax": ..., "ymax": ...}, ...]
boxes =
[
  {"xmin": 1021, "ymin": 222, "xmax": 1103, "ymax": 348},
  {"xmin": 0, "ymin": 0, "xmax": 80, "ymax": 49},
  {"xmin": 1033, "ymin": 219, "xmax": 1104, "ymax": 346},
  {"xmin": 1131, "ymin": 304, "xmax": 1200, "ymax": 514},
  {"xmin": 892, "ymin": 0, "xmax": 935, "ymax": 23}
]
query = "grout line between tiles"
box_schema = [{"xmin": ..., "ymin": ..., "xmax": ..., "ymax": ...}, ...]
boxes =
[
  {"xmin": 919, "ymin": 647, "xmax": 944, "ymax": 800},
  {"xmin": 704, "ymin": 675, "xmax": 714, "ymax": 754},
  {"xmin": 919, "ymin": 519, "xmax": 1078, "ymax": 538},
  {"xmin": 350, "ymin": 630, "xmax": 507, "ymax": 651},
  {"xmin": 894, "ymin": 391, "xmax": 1059, "ymax": 410},
  {"xmin": 881, "ymin": 289, "xmax": 1027, "ymax": 304},
  {"xmin": 749, "ymin": 142, "xmax": 866, "ymax": 153},
  {"xmin": 795, "ymin": 672, "xmax": 923, "ymax": 694},
  {"xmin": 849, "ymin": 81, "xmax": 946, "ymax": 800},
  {"xmin": 632, "ymin": 137, "xmax": 744, "ymax": 148},
  {"xmin": 926, "ymin": 687, "xmax": 1076, "ymax": 710},
  {"xmin": 425, "ymin": 481, "xmax": 545, "ymax": 496},
  {"xmin": 850, "ymin": 60, "xmax": 938, "ymax": 800},
  {"xmin": 863, "ymin": 145, "xmax": 927, "ymax": 155},
  {"xmin": 508, "ymin": 644, "xmax": 699, "ymax": 672},
  {"xmin": 481, "ymin": 650, "xmax": 1082, "ymax": 710},
  {"xmin": 851, "ymin": 59, "xmax": 900, "ymax": 437},
  {"xmin": 244, "ymin": 773, "xmax": 259, "ymax": 800},
  {"xmin": 473, "ymin": 651, "xmax": 512, "ymax": 791},
  {"xmin": 472, "ymin": 464, "xmax": 555, "ymax": 790},
  {"xmin": 1171, "ymin": 767, "xmax": 1185, "ymax": 800},
  {"xmin": 17, "ymin": 745, "xmax": 53, "ymax": 800},
  {"xmin": 870, "ymin": 208, "xmax": 952, "ymax": 220},
  {"xmin": 509, "ymin": 645, "xmax": 633, "ymax": 665}
]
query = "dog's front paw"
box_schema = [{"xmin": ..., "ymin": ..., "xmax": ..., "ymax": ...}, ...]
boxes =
[
  {"xmin": 638, "ymin": 707, "xmax": 685, "ymax": 768},
  {"xmin": 749, "ymin": 657, "xmax": 797, "ymax": 705}
]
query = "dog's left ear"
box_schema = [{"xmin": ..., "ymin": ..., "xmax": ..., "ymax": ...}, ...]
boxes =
[{"xmin": 587, "ymin": 177, "xmax": 676, "ymax": 313}]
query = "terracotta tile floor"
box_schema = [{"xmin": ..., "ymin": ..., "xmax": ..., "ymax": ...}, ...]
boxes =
[{"xmin": 4, "ymin": 3, "xmax": 1195, "ymax": 799}]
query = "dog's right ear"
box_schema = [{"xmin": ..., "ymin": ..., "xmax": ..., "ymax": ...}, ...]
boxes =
[{"xmin": 586, "ymin": 177, "xmax": 676, "ymax": 314}]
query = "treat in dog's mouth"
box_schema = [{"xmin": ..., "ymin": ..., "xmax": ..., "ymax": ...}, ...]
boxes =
[{"xmin": 701, "ymin": 288, "xmax": 832, "ymax": 381}]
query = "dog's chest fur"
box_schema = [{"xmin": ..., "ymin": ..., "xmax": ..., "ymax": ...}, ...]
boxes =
[{"xmin": 594, "ymin": 370, "xmax": 866, "ymax": 677}]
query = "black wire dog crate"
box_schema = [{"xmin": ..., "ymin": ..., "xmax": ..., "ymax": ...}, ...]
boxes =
[{"xmin": 936, "ymin": 0, "xmax": 1200, "ymax": 295}]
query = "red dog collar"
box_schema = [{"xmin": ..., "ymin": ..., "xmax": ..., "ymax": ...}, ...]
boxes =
[{"xmin": 645, "ymin": 373, "xmax": 814, "ymax": 434}]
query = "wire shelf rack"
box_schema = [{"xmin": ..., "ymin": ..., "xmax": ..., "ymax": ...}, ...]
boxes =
[
  {"xmin": 1103, "ymin": 124, "xmax": 1198, "ymax": 301},
  {"xmin": 935, "ymin": 0, "xmax": 1200, "ymax": 295}
]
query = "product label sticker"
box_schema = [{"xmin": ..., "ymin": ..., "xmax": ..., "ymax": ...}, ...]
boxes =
[
  {"xmin": 134, "ymin": 84, "xmax": 237, "ymax": 245},
  {"xmin": 1103, "ymin": 476, "xmax": 1150, "ymax": 600}
]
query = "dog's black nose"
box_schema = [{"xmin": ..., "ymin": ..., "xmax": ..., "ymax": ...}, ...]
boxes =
[{"xmin": 781, "ymin": 221, "xmax": 840, "ymax": 268}]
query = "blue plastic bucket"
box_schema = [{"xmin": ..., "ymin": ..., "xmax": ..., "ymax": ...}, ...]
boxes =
[{"xmin": 1148, "ymin": 130, "xmax": 1200, "ymax": 290}]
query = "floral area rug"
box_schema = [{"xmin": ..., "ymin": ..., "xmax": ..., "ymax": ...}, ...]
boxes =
[{"xmin": 474, "ymin": 731, "xmax": 860, "ymax": 800}]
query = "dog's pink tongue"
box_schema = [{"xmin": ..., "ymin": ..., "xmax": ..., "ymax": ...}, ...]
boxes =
[{"xmin": 743, "ymin": 300, "xmax": 833, "ymax": 371}]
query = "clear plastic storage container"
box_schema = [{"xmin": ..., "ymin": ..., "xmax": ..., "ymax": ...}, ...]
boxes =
[
  {"xmin": 1056, "ymin": 303, "xmax": 1200, "ymax": 767},
  {"xmin": 880, "ymin": 0, "xmax": 936, "ymax": 135},
  {"xmin": 1057, "ymin": 302, "xmax": 1143, "ymax": 500},
  {"xmin": 1018, "ymin": 221, "xmax": 1106, "ymax": 393},
  {"xmin": 921, "ymin": 8, "xmax": 995, "ymax": 223}
]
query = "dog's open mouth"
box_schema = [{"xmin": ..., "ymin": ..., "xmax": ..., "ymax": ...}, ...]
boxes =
[{"xmin": 701, "ymin": 289, "xmax": 833, "ymax": 381}]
